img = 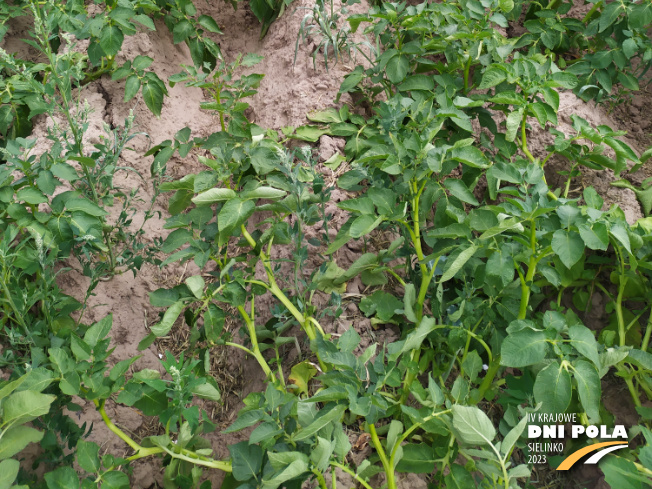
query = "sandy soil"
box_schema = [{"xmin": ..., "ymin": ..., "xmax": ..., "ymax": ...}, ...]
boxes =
[{"xmin": 2, "ymin": 1, "xmax": 651, "ymax": 487}]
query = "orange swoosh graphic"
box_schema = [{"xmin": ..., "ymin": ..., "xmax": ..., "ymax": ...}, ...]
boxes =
[{"xmin": 556, "ymin": 441, "xmax": 628, "ymax": 470}]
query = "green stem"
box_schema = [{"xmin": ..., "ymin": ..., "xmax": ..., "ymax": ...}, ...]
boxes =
[
  {"xmin": 368, "ymin": 423, "xmax": 397, "ymax": 489},
  {"xmin": 98, "ymin": 400, "xmax": 232, "ymax": 471},
  {"xmin": 518, "ymin": 220, "xmax": 537, "ymax": 320},
  {"xmin": 521, "ymin": 114, "xmax": 535, "ymax": 163},
  {"xmin": 616, "ymin": 277, "xmax": 627, "ymax": 348},
  {"xmin": 312, "ymin": 469, "xmax": 329, "ymax": 489},
  {"xmin": 641, "ymin": 311, "xmax": 652, "ymax": 352},
  {"xmin": 582, "ymin": 0, "xmax": 603, "ymax": 23},
  {"xmin": 386, "ymin": 269, "xmax": 407, "ymax": 287},
  {"xmin": 236, "ymin": 306, "xmax": 276, "ymax": 382},
  {"xmin": 473, "ymin": 355, "xmax": 501, "ymax": 404},
  {"xmin": 97, "ymin": 401, "xmax": 142, "ymax": 452},
  {"xmin": 0, "ymin": 272, "xmax": 30, "ymax": 338},
  {"xmin": 216, "ymin": 89, "xmax": 226, "ymax": 132},
  {"xmin": 241, "ymin": 225, "xmax": 324, "ymax": 341},
  {"xmin": 463, "ymin": 55, "xmax": 472, "ymax": 93},
  {"xmin": 389, "ymin": 409, "xmax": 451, "ymax": 469},
  {"xmin": 330, "ymin": 463, "xmax": 375, "ymax": 489}
]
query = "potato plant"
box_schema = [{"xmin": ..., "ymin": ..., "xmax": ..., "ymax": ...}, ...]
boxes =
[{"xmin": 0, "ymin": 0, "xmax": 651, "ymax": 488}]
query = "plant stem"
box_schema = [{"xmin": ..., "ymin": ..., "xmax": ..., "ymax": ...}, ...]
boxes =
[
  {"xmin": 330, "ymin": 463, "xmax": 375, "ymax": 489},
  {"xmin": 463, "ymin": 55, "xmax": 472, "ymax": 93},
  {"xmin": 236, "ymin": 305, "xmax": 276, "ymax": 382},
  {"xmin": 521, "ymin": 114, "xmax": 535, "ymax": 163},
  {"xmin": 582, "ymin": 0, "xmax": 603, "ymax": 23},
  {"xmin": 518, "ymin": 220, "xmax": 537, "ymax": 320},
  {"xmin": 615, "ymin": 273, "xmax": 627, "ymax": 347},
  {"xmin": 368, "ymin": 423, "xmax": 397, "ymax": 489},
  {"xmin": 98, "ymin": 400, "xmax": 232, "ymax": 471},
  {"xmin": 0, "ymin": 272, "xmax": 30, "ymax": 339},
  {"xmin": 641, "ymin": 311, "xmax": 652, "ymax": 352},
  {"xmin": 473, "ymin": 356, "xmax": 501, "ymax": 404},
  {"xmin": 97, "ymin": 401, "xmax": 142, "ymax": 452}
]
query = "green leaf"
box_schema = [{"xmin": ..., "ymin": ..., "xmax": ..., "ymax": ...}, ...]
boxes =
[
  {"xmin": 261, "ymin": 459, "xmax": 309, "ymax": 489},
  {"xmin": 629, "ymin": 2, "xmax": 652, "ymax": 29},
  {"xmin": 292, "ymin": 404, "xmax": 346, "ymax": 442},
  {"xmin": 386, "ymin": 54, "xmax": 409, "ymax": 84},
  {"xmin": 51, "ymin": 163, "xmax": 79, "ymax": 182},
  {"xmin": 16, "ymin": 187, "xmax": 47, "ymax": 205},
  {"xmin": 500, "ymin": 415, "xmax": 528, "ymax": 458},
  {"xmin": 241, "ymin": 187, "xmax": 287, "ymax": 200},
  {"xmin": 229, "ymin": 442, "xmax": 263, "ymax": 481},
  {"xmin": 192, "ymin": 382, "xmax": 221, "ymax": 401},
  {"xmin": 124, "ymin": 74, "xmax": 141, "ymax": 102},
  {"xmin": 204, "ymin": 303, "xmax": 225, "ymax": 342},
  {"xmin": 132, "ymin": 55, "xmax": 153, "ymax": 70},
  {"xmin": 360, "ymin": 290, "xmax": 403, "ymax": 322},
  {"xmin": 573, "ymin": 360, "xmax": 601, "ymax": 423},
  {"xmin": 600, "ymin": 455, "xmax": 646, "ymax": 489},
  {"xmin": 533, "ymin": 362, "xmax": 572, "ymax": 414},
  {"xmin": 218, "ymin": 198, "xmax": 255, "ymax": 242},
  {"xmin": 192, "ymin": 188, "xmax": 236, "ymax": 205},
  {"xmin": 501, "ymin": 329, "xmax": 547, "ymax": 367},
  {"xmin": 173, "ymin": 19, "xmax": 194, "ymax": 44},
  {"xmin": 161, "ymin": 228, "xmax": 193, "ymax": 253},
  {"xmin": 627, "ymin": 349, "xmax": 652, "ymax": 370},
  {"xmin": 142, "ymin": 81, "xmax": 164, "ymax": 117},
  {"xmin": 568, "ymin": 325, "xmax": 600, "ymax": 367},
  {"xmin": 398, "ymin": 317, "xmax": 437, "ymax": 354},
  {"xmin": 292, "ymin": 125, "xmax": 327, "ymax": 142},
  {"xmin": 2, "ymin": 390, "xmax": 55, "ymax": 425},
  {"xmin": 486, "ymin": 248, "xmax": 514, "ymax": 286},
  {"xmin": 249, "ymin": 422, "xmax": 283, "ymax": 445},
  {"xmin": 440, "ymin": 245, "xmax": 477, "ymax": 282},
  {"xmin": 445, "ymin": 464, "xmax": 477, "ymax": 488},
  {"xmin": 599, "ymin": 2, "xmax": 622, "ymax": 32},
  {"xmin": 505, "ymin": 109, "xmax": 522, "ymax": 142},
  {"xmin": 99, "ymin": 25, "xmax": 124, "ymax": 56},
  {"xmin": 451, "ymin": 405, "xmax": 496, "ymax": 446},
  {"xmin": 450, "ymin": 146, "xmax": 490, "ymax": 169},
  {"xmin": 185, "ymin": 275, "xmax": 205, "ymax": 299},
  {"xmin": 311, "ymin": 437, "xmax": 334, "ymax": 472},
  {"xmin": 609, "ymin": 223, "xmax": 631, "ymax": 253},
  {"xmin": 444, "ymin": 179, "xmax": 479, "ymax": 205},
  {"xmin": 198, "ymin": 15, "xmax": 222, "ymax": 33},
  {"xmin": 622, "ymin": 38, "xmax": 637, "ymax": 59},
  {"xmin": 478, "ymin": 67, "xmax": 507, "ymax": 89},
  {"xmin": 461, "ymin": 350, "xmax": 483, "ymax": 382},
  {"xmin": 0, "ymin": 459, "xmax": 19, "ymax": 489},
  {"xmin": 151, "ymin": 301, "xmax": 185, "ymax": 337},
  {"xmin": 578, "ymin": 223, "xmax": 609, "ymax": 251},
  {"xmin": 550, "ymin": 72, "xmax": 578, "ymax": 89},
  {"xmin": 399, "ymin": 75, "xmax": 435, "ymax": 91},
  {"xmin": 223, "ymin": 410, "xmax": 265, "ymax": 433},
  {"xmin": 552, "ymin": 230, "xmax": 584, "ymax": 268},
  {"xmin": 349, "ymin": 214, "xmax": 383, "ymax": 238},
  {"xmin": 0, "ymin": 425, "xmax": 43, "ymax": 460},
  {"xmin": 403, "ymin": 284, "xmax": 417, "ymax": 322},
  {"xmin": 396, "ymin": 443, "xmax": 436, "ymax": 473},
  {"xmin": 65, "ymin": 197, "xmax": 107, "ymax": 217},
  {"xmin": 489, "ymin": 91, "xmax": 522, "ymax": 105},
  {"xmin": 101, "ymin": 471, "xmax": 129, "ymax": 489},
  {"xmin": 85, "ymin": 314, "xmax": 113, "ymax": 347},
  {"xmin": 76, "ymin": 440, "xmax": 100, "ymax": 473},
  {"xmin": 267, "ymin": 452, "xmax": 309, "ymax": 472},
  {"xmin": 44, "ymin": 466, "xmax": 80, "ymax": 489}
]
